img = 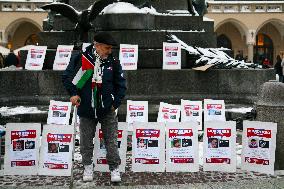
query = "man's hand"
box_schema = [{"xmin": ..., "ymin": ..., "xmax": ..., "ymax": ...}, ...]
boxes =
[
  {"xmin": 70, "ymin": 95, "xmax": 81, "ymax": 107},
  {"xmin": 111, "ymin": 106, "xmax": 116, "ymax": 112}
]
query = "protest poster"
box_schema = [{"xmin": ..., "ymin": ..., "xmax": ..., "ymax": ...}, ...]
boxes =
[
  {"xmin": 53, "ymin": 45, "xmax": 74, "ymax": 70},
  {"xmin": 119, "ymin": 44, "xmax": 138, "ymax": 70},
  {"xmin": 166, "ymin": 122, "xmax": 199, "ymax": 172},
  {"xmin": 47, "ymin": 100, "xmax": 72, "ymax": 125},
  {"xmin": 126, "ymin": 100, "xmax": 148, "ymax": 131},
  {"xmin": 132, "ymin": 122, "xmax": 165, "ymax": 172},
  {"xmin": 38, "ymin": 124, "xmax": 75, "ymax": 176},
  {"xmin": 163, "ymin": 42, "xmax": 181, "ymax": 70},
  {"xmin": 4, "ymin": 123, "xmax": 41, "ymax": 175},
  {"xmin": 181, "ymin": 99, "xmax": 203, "ymax": 130},
  {"xmin": 241, "ymin": 121, "xmax": 277, "ymax": 175},
  {"xmin": 93, "ymin": 123, "xmax": 128, "ymax": 172},
  {"xmin": 203, "ymin": 121, "xmax": 236, "ymax": 172},
  {"xmin": 157, "ymin": 102, "xmax": 180, "ymax": 123},
  {"xmin": 204, "ymin": 99, "xmax": 226, "ymax": 122},
  {"xmin": 25, "ymin": 46, "xmax": 47, "ymax": 70},
  {"xmin": 82, "ymin": 43, "xmax": 91, "ymax": 52}
]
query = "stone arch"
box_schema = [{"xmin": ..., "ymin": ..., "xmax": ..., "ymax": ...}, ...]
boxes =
[
  {"xmin": 256, "ymin": 18, "xmax": 284, "ymax": 36},
  {"xmin": 215, "ymin": 18, "xmax": 248, "ymax": 38}
]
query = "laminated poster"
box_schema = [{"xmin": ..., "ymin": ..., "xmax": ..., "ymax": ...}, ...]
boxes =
[
  {"xmin": 25, "ymin": 46, "xmax": 47, "ymax": 70},
  {"xmin": 163, "ymin": 42, "xmax": 181, "ymax": 70},
  {"xmin": 157, "ymin": 102, "xmax": 180, "ymax": 123},
  {"xmin": 53, "ymin": 45, "xmax": 74, "ymax": 70},
  {"xmin": 47, "ymin": 100, "xmax": 72, "ymax": 125},
  {"xmin": 93, "ymin": 123, "xmax": 128, "ymax": 172},
  {"xmin": 4, "ymin": 123, "xmax": 41, "ymax": 175},
  {"xmin": 203, "ymin": 121, "xmax": 236, "ymax": 172},
  {"xmin": 119, "ymin": 44, "xmax": 138, "ymax": 70},
  {"xmin": 166, "ymin": 122, "xmax": 199, "ymax": 172},
  {"xmin": 241, "ymin": 121, "xmax": 277, "ymax": 175},
  {"xmin": 132, "ymin": 122, "xmax": 165, "ymax": 172},
  {"xmin": 204, "ymin": 99, "xmax": 226, "ymax": 122},
  {"xmin": 181, "ymin": 99, "xmax": 203, "ymax": 130},
  {"xmin": 126, "ymin": 100, "xmax": 148, "ymax": 131},
  {"xmin": 38, "ymin": 124, "xmax": 75, "ymax": 176}
]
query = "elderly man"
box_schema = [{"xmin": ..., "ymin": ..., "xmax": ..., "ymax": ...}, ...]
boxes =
[{"xmin": 62, "ymin": 32, "xmax": 126, "ymax": 182}]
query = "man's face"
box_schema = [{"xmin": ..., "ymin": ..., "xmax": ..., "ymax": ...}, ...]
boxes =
[{"xmin": 95, "ymin": 43, "xmax": 113, "ymax": 59}]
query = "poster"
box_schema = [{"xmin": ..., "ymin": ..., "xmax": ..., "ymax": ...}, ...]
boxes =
[
  {"xmin": 47, "ymin": 100, "xmax": 72, "ymax": 125},
  {"xmin": 132, "ymin": 122, "xmax": 165, "ymax": 172},
  {"xmin": 4, "ymin": 123, "xmax": 41, "ymax": 175},
  {"xmin": 157, "ymin": 102, "xmax": 180, "ymax": 123},
  {"xmin": 203, "ymin": 121, "xmax": 236, "ymax": 172},
  {"xmin": 166, "ymin": 122, "xmax": 199, "ymax": 172},
  {"xmin": 241, "ymin": 121, "xmax": 277, "ymax": 175},
  {"xmin": 119, "ymin": 44, "xmax": 138, "ymax": 70},
  {"xmin": 163, "ymin": 42, "xmax": 181, "ymax": 70},
  {"xmin": 38, "ymin": 124, "xmax": 75, "ymax": 176},
  {"xmin": 93, "ymin": 123, "xmax": 128, "ymax": 172},
  {"xmin": 126, "ymin": 100, "xmax": 148, "ymax": 131},
  {"xmin": 25, "ymin": 46, "xmax": 47, "ymax": 70},
  {"xmin": 181, "ymin": 99, "xmax": 203, "ymax": 131},
  {"xmin": 204, "ymin": 99, "xmax": 226, "ymax": 122},
  {"xmin": 53, "ymin": 45, "xmax": 74, "ymax": 70}
]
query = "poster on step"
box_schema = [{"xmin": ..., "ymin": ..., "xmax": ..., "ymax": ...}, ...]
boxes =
[
  {"xmin": 47, "ymin": 100, "xmax": 72, "ymax": 125},
  {"xmin": 166, "ymin": 122, "xmax": 199, "ymax": 172},
  {"xmin": 93, "ymin": 123, "xmax": 128, "ymax": 172},
  {"xmin": 53, "ymin": 45, "xmax": 74, "ymax": 70},
  {"xmin": 38, "ymin": 124, "xmax": 75, "ymax": 176},
  {"xmin": 203, "ymin": 121, "xmax": 236, "ymax": 172},
  {"xmin": 204, "ymin": 99, "xmax": 226, "ymax": 122},
  {"xmin": 181, "ymin": 99, "xmax": 203, "ymax": 131},
  {"xmin": 25, "ymin": 46, "xmax": 47, "ymax": 70},
  {"xmin": 4, "ymin": 123, "xmax": 41, "ymax": 175},
  {"xmin": 132, "ymin": 122, "xmax": 165, "ymax": 172},
  {"xmin": 157, "ymin": 102, "xmax": 180, "ymax": 123},
  {"xmin": 241, "ymin": 121, "xmax": 277, "ymax": 175},
  {"xmin": 126, "ymin": 100, "xmax": 148, "ymax": 131},
  {"xmin": 163, "ymin": 42, "xmax": 181, "ymax": 70},
  {"xmin": 119, "ymin": 44, "xmax": 138, "ymax": 70}
]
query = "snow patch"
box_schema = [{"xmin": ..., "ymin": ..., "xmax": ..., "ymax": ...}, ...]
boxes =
[{"xmin": 0, "ymin": 106, "xmax": 47, "ymax": 116}]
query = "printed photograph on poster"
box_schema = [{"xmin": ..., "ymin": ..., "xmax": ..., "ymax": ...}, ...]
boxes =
[
  {"xmin": 119, "ymin": 44, "xmax": 138, "ymax": 70},
  {"xmin": 204, "ymin": 99, "xmax": 226, "ymax": 122},
  {"xmin": 47, "ymin": 100, "xmax": 72, "ymax": 125},
  {"xmin": 181, "ymin": 100, "xmax": 203, "ymax": 130},
  {"xmin": 241, "ymin": 121, "xmax": 277, "ymax": 175},
  {"xmin": 157, "ymin": 102, "xmax": 180, "ymax": 123},
  {"xmin": 4, "ymin": 123, "xmax": 41, "ymax": 175},
  {"xmin": 203, "ymin": 121, "xmax": 236, "ymax": 172},
  {"xmin": 25, "ymin": 46, "xmax": 47, "ymax": 70},
  {"xmin": 166, "ymin": 122, "xmax": 199, "ymax": 172},
  {"xmin": 132, "ymin": 122, "xmax": 165, "ymax": 172},
  {"xmin": 163, "ymin": 42, "xmax": 181, "ymax": 70},
  {"xmin": 53, "ymin": 45, "xmax": 74, "ymax": 70}
]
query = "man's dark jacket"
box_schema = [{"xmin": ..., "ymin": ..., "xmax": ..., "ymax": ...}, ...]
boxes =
[{"xmin": 62, "ymin": 45, "xmax": 126, "ymax": 119}]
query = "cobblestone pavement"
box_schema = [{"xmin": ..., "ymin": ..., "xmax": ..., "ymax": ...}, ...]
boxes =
[{"xmin": 1, "ymin": 149, "xmax": 284, "ymax": 189}]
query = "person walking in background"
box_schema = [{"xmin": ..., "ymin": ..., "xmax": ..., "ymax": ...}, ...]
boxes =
[
  {"xmin": 281, "ymin": 54, "xmax": 284, "ymax": 83},
  {"xmin": 235, "ymin": 50, "xmax": 243, "ymax": 61},
  {"xmin": 62, "ymin": 32, "xmax": 126, "ymax": 182},
  {"xmin": 274, "ymin": 55, "xmax": 283, "ymax": 82},
  {"xmin": 262, "ymin": 58, "xmax": 272, "ymax": 69}
]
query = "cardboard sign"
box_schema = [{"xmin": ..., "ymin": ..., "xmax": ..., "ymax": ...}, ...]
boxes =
[
  {"xmin": 53, "ymin": 45, "xmax": 74, "ymax": 70},
  {"xmin": 157, "ymin": 102, "xmax": 181, "ymax": 123},
  {"xmin": 38, "ymin": 124, "xmax": 75, "ymax": 176},
  {"xmin": 181, "ymin": 100, "xmax": 203, "ymax": 130},
  {"xmin": 25, "ymin": 46, "xmax": 47, "ymax": 70},
  {"xmin": 204, "ymin": 99, "xmax": 226, "ymax": 122},
  {"xmin": 163, "ymin": 42, "xmax": 181, "ymax": 70},
  {"xmin": 132, "ymin": 122, "xmax": 165, "ymax": 172},
  {"xmin": 47, "ymin": 100, "xmax": 72, "ymax": 125},
  {"xmin": 119, "ymin": 44, "xmax": 138, "ymax": 70},
  {"xmin": 126, "ymin": 100, "xmax": 148, "ymax": 131},
  {"xmin": 93, "ymin": 123, "xmax": 128, "ymax": 172},
  {"xmin": 241, "ymin": 121, "xmax": 277, "ymax": 175},
  {"xmin": 166, "ymin": 122, "xmax": 199, "ymax": 172},
  {"xmin": 4, "ymin": 123, "xmax": 41, "ymax": 175},
  {"xmin": 203, "ymin": 121, "xmax": 236, "ymax": 172}
]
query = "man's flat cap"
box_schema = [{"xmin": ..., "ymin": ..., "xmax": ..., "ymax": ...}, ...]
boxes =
[{"xmin": 94, "ymin": 32, "xmax": 117, "ymax": 46}]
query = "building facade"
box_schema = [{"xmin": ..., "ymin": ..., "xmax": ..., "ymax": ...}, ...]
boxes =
[{"xmin": 206, "ymin": 0, "xmax": 284, "ymax": 64}]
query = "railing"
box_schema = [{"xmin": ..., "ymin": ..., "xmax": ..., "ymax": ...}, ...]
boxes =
[
  {"xmin": 0, "ymin": 0, "xmax": 53, "ymax": 12},
  {"xmin": 207, "ymin": 1, "xmax": 284, "ymax": 13}
]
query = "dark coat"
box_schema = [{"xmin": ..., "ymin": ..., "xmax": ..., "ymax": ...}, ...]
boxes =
[
  {"xmin": 62, "ymin": 45, "xmax": 126, "ymax": 120},
  {"xmin": 274, "ymin": 57, "xmax": 283, "ymax": 75},
  {"xmin": 4, "ymin": 52, "xmax": 18, "ymax": 67}
]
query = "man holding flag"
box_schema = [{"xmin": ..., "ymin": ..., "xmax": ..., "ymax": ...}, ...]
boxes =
[{"xmin": 62, "ymin": 32, "xmax": 126, "ymax": 182}]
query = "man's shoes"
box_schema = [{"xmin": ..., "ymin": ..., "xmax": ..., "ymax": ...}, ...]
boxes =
[
  {"xmin": 110, "ymin": 168, "xmax": 121, "ymax": 182},
  {"xmin": 83, "ymin": 164, "xmax": 94, "ymax": 182}
]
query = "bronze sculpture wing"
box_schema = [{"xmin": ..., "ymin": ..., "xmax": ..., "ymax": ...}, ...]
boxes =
[
  {"xmin": 41, "ymin": 3, "xmax": 80, "ymax": 24},
  {"xmin": 88, "ymin": 0, "xmax": 117, "ymax": 22}
]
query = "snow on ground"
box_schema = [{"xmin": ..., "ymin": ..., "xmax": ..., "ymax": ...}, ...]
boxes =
[{"xmin": 0, "ymin": 106, "xmax": 46, "ymax": 116}]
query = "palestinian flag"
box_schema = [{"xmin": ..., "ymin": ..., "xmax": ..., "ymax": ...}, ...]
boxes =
[{"xmin": 72, "ymin": 54, "xmax": 94, "ymax": 89}]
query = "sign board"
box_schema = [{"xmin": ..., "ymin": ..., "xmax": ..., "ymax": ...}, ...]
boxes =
[
  {"xmin": 157, "ymin": 102, "xmax": 180, "ymax": 123},
  {"xmin": 119, "ymin": 44, "xmax": 138, "ymax": 70},
  {"xmin": 25, "ymin": 46, "xmax": 47, "ymax": 70},
  {"xmin": 53, "ymin": 45, "xmax": 74, "ymax": 70},
  {"xmin": 204, "ymin": 99, "xmax": 226, "ymax": 122},
  {"xmin": 181, "ymin": 99, "xmax": 203, "ymax": 130},
  {"xmin": 47, "ymin": 100, "xmax": 72, "ymax": 125},
  {"xmin": 163, "ymin": 42, "xmax": 181, "ymax": 70}
]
